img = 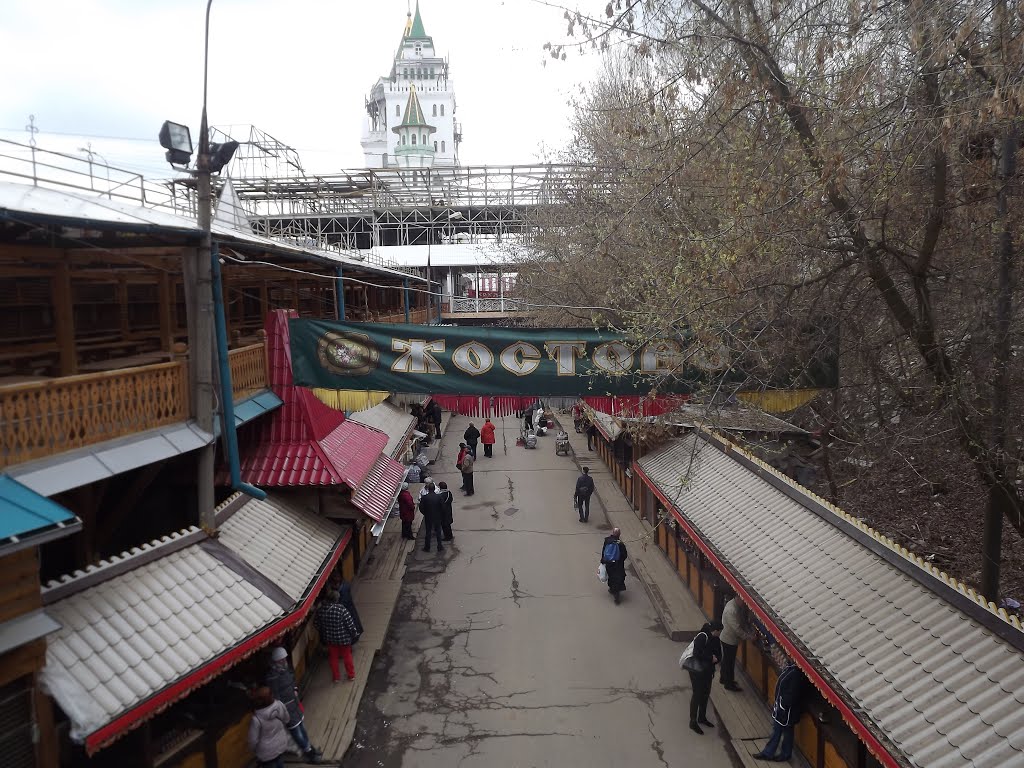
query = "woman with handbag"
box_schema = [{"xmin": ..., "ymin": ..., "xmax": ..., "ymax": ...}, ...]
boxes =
[{"xmin": 685, "ymin": 621, "xmax": 723, "ymax": 734}]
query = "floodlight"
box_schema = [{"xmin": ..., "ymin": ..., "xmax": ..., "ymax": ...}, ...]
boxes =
[
  {"xmin": 159, "ymin": 121, "xmax": 193, "ymax": 166},
  {"xmin": 209, "ymin": 140, "xmax": 239, "ymax": 174}
]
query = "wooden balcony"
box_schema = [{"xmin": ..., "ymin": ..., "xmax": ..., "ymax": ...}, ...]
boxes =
[{"xmin": 0, "ymin": 343, "xmax": 270, "ymax": 470}]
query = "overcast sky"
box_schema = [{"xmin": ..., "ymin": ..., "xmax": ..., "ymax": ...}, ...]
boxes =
[{"xmin": 0, "ymin": 0, "xmax": 600, "ymax": 181}]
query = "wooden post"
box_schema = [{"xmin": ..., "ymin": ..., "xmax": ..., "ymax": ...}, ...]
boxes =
[
  {"xmin": 260, "ymin": 282, "xmax": 269, "ymax": 324},
  {"xmin": 53, "ymin": 260, "xmax": 77, "ymax": 376},
  {"xmin": 117, "ymin": 275, "xmax": 129, "ymax": 338},
  {"xmin": 157, "ymin": 271, "xmax": 174, "ymax": 352}
]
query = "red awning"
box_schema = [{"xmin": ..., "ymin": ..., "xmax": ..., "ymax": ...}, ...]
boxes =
[{"xmin": 352, "ymin": 453, "xmax": 407, "ymax": 522}]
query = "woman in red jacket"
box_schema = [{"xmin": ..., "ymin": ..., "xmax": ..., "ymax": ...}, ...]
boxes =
[
  {"xmin": 480, "ymin": 418, "xmax": 497, "ymax": 458},
  {"xmin": 397, "ymin": 483, "xmax": 416, "ymax": 539}
]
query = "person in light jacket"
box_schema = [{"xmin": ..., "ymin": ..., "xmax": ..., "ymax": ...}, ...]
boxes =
[
  {"xmin": 720, "ymin": 595, "xmax": 751, "ymax": 692},
  {"xmin": 754, "ymin": 655, "xmax": 807, "ymax": 762},
  {"xmin": 460, "ymin": 450, "xmax": 475, "ymax": 495},
  {"xmin": 247, "ymin": 686, "xmax": 291, "ymax": 768}
]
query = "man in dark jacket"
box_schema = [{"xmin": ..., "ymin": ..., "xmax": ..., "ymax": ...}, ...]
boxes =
[
  {"xmin": 754, "ymin": 656, "xmax": 807, "ymax": 761},
  {"xmin": 419, "ymin": 482, "xmax": 445, "ymax": 552},
  {"xmin": 337, "ymin": 580, "xmax": 363, "ymax": 635},
  {"xmin": 438, "ymin": 481, "xmax": 455, "ymax": 541},
  {"xmin": 265, "ymin": 647, "xmax": 322, "ymax": 763},
  {"xmin": 313, "ymin": 591, "xmax": 360, "ymax": 682},
  {"xmin": 575, "ymin": 467, "xmax": 596, "ymax": 522},
  {"xmin": 464, "ymin": 423, "xmax": 480, "ymax": 457},
  {"xmin": 430, "ymin": 400, "xmax": 443, "ymax": 438},
  {"xmin": 600, "ymin": 527, "xmax": 628, "ymax": 602},
  {"xmin": 585, "ymin": 421, "xmax": 598, "ymax": 451}
]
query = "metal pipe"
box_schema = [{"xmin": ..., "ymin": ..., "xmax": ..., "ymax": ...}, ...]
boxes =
[
  {"xmin": 403, "ymin": 277, "xmax": 411, "ymax": 323},
  {"xmin": 211, "ymin": 242, "xmax": 266, "ymax": 501}
]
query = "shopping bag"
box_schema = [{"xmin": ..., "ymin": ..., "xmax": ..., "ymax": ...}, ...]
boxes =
[{"xmin": 598, "ymin": 563, "xmax": 608, "ymax": 583}]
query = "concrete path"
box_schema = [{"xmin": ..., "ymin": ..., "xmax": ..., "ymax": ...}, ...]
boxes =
[{"xmin": 345, "ymin": 414, "xmax": 739, "ymax": 768}]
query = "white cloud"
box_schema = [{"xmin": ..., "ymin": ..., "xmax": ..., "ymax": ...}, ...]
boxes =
[{"xmin": 0, "ymin": 0, "xmax": 599, "ymax": 178}]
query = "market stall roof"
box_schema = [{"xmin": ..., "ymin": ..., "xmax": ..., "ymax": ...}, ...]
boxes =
[
  {"xmin": 39, "ymin": 493, "xmax": 348, "ymax": 755},
  {"xmin": 0, "ymin": 474, "xmax": 82, "ymax": 556},
  {"xmin": 347, "ymin": 400, "xmax": 417, "ymax": 458},
  {"xmin": 635, "ymin": 432, "xmax": 1024, "ymax": 768},
  {"xmin": 585, "ymin": 403, "xmax": 806, "ymax": 444}
]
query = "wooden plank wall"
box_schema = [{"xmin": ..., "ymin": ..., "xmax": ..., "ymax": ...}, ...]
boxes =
[{"xmin": 0, "ymin": 549, "xmax": 42, "ymax": 625}]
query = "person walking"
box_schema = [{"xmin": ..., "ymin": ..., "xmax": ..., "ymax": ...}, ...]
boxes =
[
  {"xmin": 247, "ymin": 686, "xmax": 291, "ymax": 768},
  {"xmin": 438, "ymin": 481, "xmax": 455, "ymax": 540},
  {"xmin": 464, "ymin": 422, "xmax": 480, "ymax": 457},
  {"xmin": 600, "ymin": 527, "xmax": 628, "ymax": 603},
  {"xmin": 720, "ymin": 595, "xmax": 750, "ymax": 692},
  {"xmin": 313, "ymin": 590, "xmax": 360, "ymax": 682},
  {"xmin": 575, "ymin": 466, "xmax": 596, "ymax": 522},
  {"xmin": 754, "ymin": 654, "xmax": 807, "ymax": 762},
  {"xmin": 585, "ymin": 421, "xmax": 598, "ymax": 451},
  {"xmin": 430, "ymin": 399, "xmax": 443, "ymax": 439},
  {"xmin": 398, "ymin": 482, "xmax": 416, "ymax": 540},
  {"xmin": 480, "ymin": 418, "xmax": 496, "ymax": 458},
  {"xmin": 460, "ymin": 449, "xmax": 475, "ymax": 495},
  {"xmin": 456, "ymin": 444, "xmax": 467, "ymax": 487},
  {"xmin": 265, "ymin": 648, "xmax": 322, "ymax": 764},
  {"xmin": 524, "ymin": 403, "xmax": 536, "ymax": 431},
  {"xmin": 687, "ymin": 621, "xmax": 723, "ymax": 734},
  {"xmin": 419, "ymin": 481, "xmax": 445, "ymax": 552},
  {"xmin": 571, "ymin": 402, "xmax": 583, "ymax": 433}
]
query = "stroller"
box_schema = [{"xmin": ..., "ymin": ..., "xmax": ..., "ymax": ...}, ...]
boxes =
[
  {"xmin": 521, "ymin": 425, "xmax": 538, "ymax": 449},
  {"xmin": 555, "ymin": 430, "xmax": 570, "ymax": 456}
]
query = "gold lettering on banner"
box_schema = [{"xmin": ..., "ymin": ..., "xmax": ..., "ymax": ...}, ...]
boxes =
[
  {"xmin": 592, "ymin": 341, "xmax": 634, "ymax": 374},
  {"xmin": 392, "ymin": 339, "xmax": 446, "ymax": 374},
  {"xmin": 452, "ymin": 341, "xmax": 494, "ymax": 376},
  {"xmin": 545, "ymin": 341, "xmax": 587, "ymax": 376},
  {"xmin": 500, "ymin": 341, "xmax": 541, "ymax": 376},
  {"xmin": 640, "ymin": 340, "xmax": 683, "ymax": 374}
]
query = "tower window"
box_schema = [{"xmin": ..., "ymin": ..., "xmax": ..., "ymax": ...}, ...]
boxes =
[
  {"xmin": 402, "ymin": 135, "xmax": 407, "ymax": 145},
  {"xmin": 440, "ymin": 105, "xmax": 445, "ymax": 116},
  {"xmin": 434, "ymin": 141, "xmax": 438, "ymax": 151},
  {"xmin": 432, "ymin": 104, "xmax": 437, "ymax": 117},
  {"xmin": 421, "ymin": 133, "xmax": 426, "ymax": 145},
  {"xmin": 396, "ymin": 104, "xmax": 400, "ymax": 116},
  {"xmin": 412, "ymin": 134, "xmax": 417, "ymax": 145},
  {"xmin": 382, "ymin": 153, "xmax": 388, "ymax": 165},
  {"xmin": 441, "ymin": 141, "xmax": 446, "ymax": 152}
]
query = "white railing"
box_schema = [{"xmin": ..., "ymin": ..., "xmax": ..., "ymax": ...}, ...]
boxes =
[{"xmin": 450, "ymin": 297, "xmax": 527, "ymax": 313}]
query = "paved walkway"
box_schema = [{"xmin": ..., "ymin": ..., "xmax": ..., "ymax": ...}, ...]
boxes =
[{"xmin": 343, "ymin": 414, "xmax": 740, "ymax": 768}]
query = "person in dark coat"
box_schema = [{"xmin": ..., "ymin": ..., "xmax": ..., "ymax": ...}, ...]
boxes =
[
  {"xmin": 265, "ymin": 648, "xmax": 322, "ymax": 764},
  {"xmin": 313, "ymin": 590, "xmax": 360, "ymax": 682},
  {"xmin": 600, "ymin": 527, "xmax": 628, "ymax": 603},
  {"xmin": 754, "ymin": 655, "xmax": 807, "ymax": 761},
  {"xmin": 585, "ymin": 421, "xmax": 598, "ymax": 451},
  {"xmin": 437, "ymin": 481, "xmax": 455, "ymax": 540},
  {"xmin": 575, "ymin": 466, "xmax": 596, "ymax": 522},
  {"xmin": 336, "ymin": 580, "xmax": 363, "ymax": 635},
  {"xmin": 687, "ymin": 621, "xmax": 723, "ymax": 735},
  {"xmin": 464, "ymin": 423, "xmax": 480, "ymax": 457},
  {"xmin": 524, "ymin": 404, "xmax": 535, "ymax": 430},
  {"xmin": 398, "ymin": 482, "xmax": 416, "ymax": 540},
  {"xmin": 430, "ymin": 400, "xmax": 443, "ymax": 438},
  {"xmin": 419, "ymin": 481, "xmax": 445, "ymax": 552}
]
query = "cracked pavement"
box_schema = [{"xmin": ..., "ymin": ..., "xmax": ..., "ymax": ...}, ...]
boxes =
[{"xmin": 346, "ymin": 415, "xmax": 739, "ymax": 768}]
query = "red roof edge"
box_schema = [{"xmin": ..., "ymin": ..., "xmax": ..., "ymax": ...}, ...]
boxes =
[
  {"xmin": 632, "ymin": 462, "xmax": 901, "ymax": 768},
  {"xmin": 84, "ymin": 527, "xmax": 352, "ymax": 755}
]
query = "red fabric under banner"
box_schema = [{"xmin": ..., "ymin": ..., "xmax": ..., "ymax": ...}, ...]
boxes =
[{"xmin": 430, "ymin": 394, "xmax": 688, "ymax": 418}]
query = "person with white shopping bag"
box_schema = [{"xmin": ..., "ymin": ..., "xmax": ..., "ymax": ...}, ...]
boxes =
[{"xmin": 678, "ymin": 621, "xmax": 723, "ymax": 734}]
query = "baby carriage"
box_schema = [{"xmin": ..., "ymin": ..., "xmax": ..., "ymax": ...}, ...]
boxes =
[
  {"xmin": 520, "ymin": 425, "xmax": 538, "ymax": 449},
  {"xmin": 555, "ymin": 431, "xmax": 571, "ymax": 456}
]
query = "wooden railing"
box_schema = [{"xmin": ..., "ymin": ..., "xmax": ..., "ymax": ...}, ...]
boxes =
[
  {"xmin": 0, "ymin": 362, "xmax": 190, "ymax": 469},
  {"xmin": 228, "ymin": 343, "xmax": 267, "ymax": 401},
  {"xmin": 366, "ymin": 308, "xmax": 432, "ymax": 324}
]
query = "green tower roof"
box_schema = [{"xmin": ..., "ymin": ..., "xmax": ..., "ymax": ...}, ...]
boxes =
[
  {"xmin": 407, "ymin": 0, "xmax": 427, "ymax": 39},
  {"xmin": 395, "ymin": 85, "xmax": 436, "ymax": 132}
]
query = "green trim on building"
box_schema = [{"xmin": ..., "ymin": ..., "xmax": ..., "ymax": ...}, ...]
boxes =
[
  {"xmin": 395, "ymin": 85, "xmax": 436, "ymax": 131},
  {"xmin": 408, "ymin": 0, "xmax": 427, "ymax": 39}
]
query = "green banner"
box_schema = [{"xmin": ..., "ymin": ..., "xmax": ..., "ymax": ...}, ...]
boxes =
[{"xmin": 288, "ymin": 320, "xmax": 837, "ymax": 396}]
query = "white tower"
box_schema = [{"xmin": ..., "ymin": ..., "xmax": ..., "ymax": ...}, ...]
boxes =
[
  {"xmin": 392, "ymin": 85, "xmax": 436, "ymax": 168},
  {"xmin": 360, "ymin": 2, "xmax": 461, "ymax": 168}
]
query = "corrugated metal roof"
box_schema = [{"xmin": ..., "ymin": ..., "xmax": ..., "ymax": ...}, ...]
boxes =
[
  {"xmin": 218, "ymin": 495, "xmax": 341, "ymax": 601},
  {"xmin": 636, "ymin": 434, "xmax": 1024, "ymax": 768},
  {"xmin": 348, "ymin": 401, "xmax": 416, "ymax": 458},
  {"xmin": 0, "ymin": 474, "xmax": 80, "ymax": 547},
  {"xmin": 320, "ymin": 420, "xmax": 389, "ymax": 488},
  {"xmin": 39, "ymin": 492, "xmax": 348, "ymax": 750},
  {"xmin": 587, "ymin": 408, "xmax": 622, "ymax": 441},
  {"xmin": 351, "ymin": 454, "xmax": 407, "ymax": 522}
]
